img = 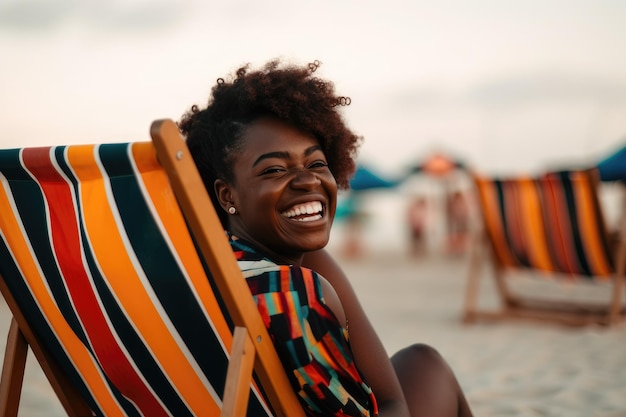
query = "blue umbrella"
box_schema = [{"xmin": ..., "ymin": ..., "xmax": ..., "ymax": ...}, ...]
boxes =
[
  {"xmin": 349, "ymin": 164, "xmax": 402, "ymax": 191},
  {"xmin": 597, "ymin": 145, "xmax": 626, "ymax": 182}
]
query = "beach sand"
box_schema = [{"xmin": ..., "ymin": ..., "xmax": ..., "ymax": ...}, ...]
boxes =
[
  {"xmin": 1, "ymin": 249, "xmax": 625, "ymax": 416},
  {"xmin": 342, "ymin": 250, "xmax": 626, "ymax": 417}
]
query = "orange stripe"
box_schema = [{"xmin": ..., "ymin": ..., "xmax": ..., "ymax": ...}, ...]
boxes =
[
  {"xmin": 284, "ymin": 290, "xmax": 301, "ymax": 339},
  {"xmin": 270, "ymin": 292, "xmax": 284, "ymax": 315},
  {"xmin": 67, "ymin": 146, "xmax": 216, "ymax": 413},
  {"xmin": 281, "ymin": 264, "xmax": 291, "ymax": 290},
  {"xmin": 321, "ymin": 332, "xmax": 350, "ymax": 372},
  {"xmin": 476, "ymin": 178, "xmax": 515, "ymax": 267},
  {"xmin": 518, "ymin": 178, "xmax": 553, "ymax": 271},
  {"xmin": 301, "ymin": 268, "xmax": 317, "ymax": 305},
  {"xmin": 0, "ymin": 176, "xmax": 125, "ymax": 416},
  {"xmin": 572, "ymin": 173, "xmax": 612, "ymax": 278}
]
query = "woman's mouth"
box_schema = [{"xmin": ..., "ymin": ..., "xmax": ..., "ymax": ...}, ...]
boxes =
[{"xmin": 281, "ymin": 201, "xmax": 323, "ymax": 222}]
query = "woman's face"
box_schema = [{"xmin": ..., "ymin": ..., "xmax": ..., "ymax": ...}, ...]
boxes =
[{"xmin": 216, "ymin": 117, "xmax": 338, "ymax": 264}]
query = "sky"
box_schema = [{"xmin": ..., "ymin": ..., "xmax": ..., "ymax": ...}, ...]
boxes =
[{"xmin": 2, "ymin": 0, "xmax": 626, "ymax": 177}]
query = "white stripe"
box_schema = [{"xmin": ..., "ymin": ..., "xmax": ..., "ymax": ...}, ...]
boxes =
[{"xmin": 238, "ymin": 260, "xmax": 281, "ymax": 278}]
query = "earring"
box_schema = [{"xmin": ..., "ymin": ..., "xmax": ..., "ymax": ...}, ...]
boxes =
[{"xmin": 228, "ymin": 206, "xmax": 237, "ymax": 215}]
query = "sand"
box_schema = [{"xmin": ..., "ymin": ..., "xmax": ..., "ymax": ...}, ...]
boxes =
[
  {"xmin": 342, "ymin": 251, "xmax": 626, "ymax": 417},
  {"xmin": 1, "ymin": 250, "xmax": 625, "ymax": 416}
]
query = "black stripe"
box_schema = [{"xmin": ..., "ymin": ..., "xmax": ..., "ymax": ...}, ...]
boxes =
[
  {"xmin": 556, "ymin": 171, "xmax": 592, "ymax": 276},
  {"xmin": 494, "ymin": 180, "xmax": 529, "ymax": 267}
]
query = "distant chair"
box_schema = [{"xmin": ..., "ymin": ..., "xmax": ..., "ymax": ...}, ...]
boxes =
[{"xmin": 464, "ymin": 168, "xmax": 625, "ymax": 326}]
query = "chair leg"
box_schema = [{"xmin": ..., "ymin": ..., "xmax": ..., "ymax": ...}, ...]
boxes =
[
  {"xmin": 608, "ymin": 276, "xmax": 624, "ymax": 326},
  {"xmin": 221, "ymin": 326, "xmax": 256, "ymax": 417},
  {"xmin": 0, "ymin": 278, "xmax": 94, "ymax": 417},
  {"xmin": 0, "ymin": 318, "xmax": 28, "ymax": 417},
  {"xmin": 463, "ymin": 239, "xmax": 484, "ymax": 322},
  {"xmin": 608, "ymin": 238, "xmax": 626, "ymax": 326},
  {"xmin": 492, "ymin": 264, "xmax": 517, "ymax": 310}
]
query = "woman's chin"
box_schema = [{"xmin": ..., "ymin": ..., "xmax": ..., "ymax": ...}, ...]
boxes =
[{"xmin": 292, "ymin": 234, "xmax": 330, "ymax": 254}]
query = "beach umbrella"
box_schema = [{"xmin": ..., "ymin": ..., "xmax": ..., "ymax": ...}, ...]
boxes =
[
  {"xmin": 597, "ymin": 145, "xmax": 626, "ymax": 182},
  {"xmin": 337, "ymin": 164, "xmax": 400, "ymax": 223},
  {"xmin": 410, "ymin": 153, "xmax": 466, "ymax": 177},
  {"xmin": 349, "ymin": 164, "xmax": 402, "ymax": 191}
]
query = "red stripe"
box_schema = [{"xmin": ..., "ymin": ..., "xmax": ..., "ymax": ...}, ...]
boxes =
[
  {"xmin": 22, "ymin": 148, "xmax": 169, "ymax": 416},
  {"xmin": 554, "ymin": 173, "xmax": 582, "ymax": 274},
  {"xmin": 543, "ymin": 174, "xmax": 579, "ymax": 274},
  {"xmin": 540, "ymin": 178, "xmax": 564, "ymax": 271},
  {"xmin": 503, "ymin": 181, "xmax": 524, "ymax": 265}
]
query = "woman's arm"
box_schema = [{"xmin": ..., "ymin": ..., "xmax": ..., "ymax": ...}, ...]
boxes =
[{"xmin": 303, "ymin": 249, "xmax": 410, "ymax": 417}]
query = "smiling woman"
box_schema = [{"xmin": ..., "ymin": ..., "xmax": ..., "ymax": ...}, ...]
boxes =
[
  {"xmin": 178, "ymin": 59, "xmax": 473, "ymax": 417},
  {"xmin": 214, "ymin": 117, "xmax": 337, "ymax": 265}
]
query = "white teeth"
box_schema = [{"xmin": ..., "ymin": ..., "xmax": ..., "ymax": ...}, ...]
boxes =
[
  {"xmin": 298, "ymin": 214, "xmax": 322, "ymax": 222},
  {"xmin": 282, "ymin": 201, "xmax": 323, "ymax": 220}
]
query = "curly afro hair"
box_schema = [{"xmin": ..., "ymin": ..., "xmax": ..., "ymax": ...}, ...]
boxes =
[{"xmin": 179, "ymin": 59, "xmax": 362, "ymax": 228}]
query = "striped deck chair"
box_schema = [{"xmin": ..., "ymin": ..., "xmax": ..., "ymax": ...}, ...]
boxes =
[
  {"xmin": 0, "ymin": 119, "xmax": 306, "ymax": 417},
  {"xmin": 464, "ymin": 168, "xmax": 625, "ymax": 326}
]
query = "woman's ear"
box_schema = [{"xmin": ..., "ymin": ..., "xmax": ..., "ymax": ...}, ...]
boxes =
[{"xmin": 214, "ymin": 179, "xmax": 235, "ymax": 213}]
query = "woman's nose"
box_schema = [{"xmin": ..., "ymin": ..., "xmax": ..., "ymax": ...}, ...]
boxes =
[{"xmin": 290, "ymin": 169, "xmax": 321, "ymax": 189}]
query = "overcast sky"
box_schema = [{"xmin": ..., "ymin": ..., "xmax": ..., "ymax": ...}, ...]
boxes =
[{"xmin": 2, "ymin": 0, "xmax": 626, "ymax": 175}]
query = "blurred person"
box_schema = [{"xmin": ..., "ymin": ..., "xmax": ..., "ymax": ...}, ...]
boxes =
[
  {"xmin": 407, "ymin": 195, "xmax": 428, "ymax": 257},
  {"xmin": 445, "ymin": 190, "xmax": 470, "ymax": 255}
]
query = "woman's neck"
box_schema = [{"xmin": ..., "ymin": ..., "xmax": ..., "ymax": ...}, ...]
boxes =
[{"xmin": 227, "ymin": 231, "xmax": 304, "ymax": 266}]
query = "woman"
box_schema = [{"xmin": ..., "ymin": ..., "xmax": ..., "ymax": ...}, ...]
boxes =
[{"xmin": 179, "ymin": 59, "xmax": 473, "ymax": 417}]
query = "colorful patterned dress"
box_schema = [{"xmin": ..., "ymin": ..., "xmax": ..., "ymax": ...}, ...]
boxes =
[{"xmin": 229, "ymin": 234, "xmax": 378, "ymax": 417}]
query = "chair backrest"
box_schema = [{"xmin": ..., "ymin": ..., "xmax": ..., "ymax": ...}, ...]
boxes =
[
  {"xmin": 537, "ymin": 169, "xmax": 614, "ymax": 277},
  {"xmin": 473, "ymin": 168, "xmax": 614, "ymax": 279},
  {"xmin": 0, "ymin": 121, "xmax": 304, "ymax": 416},
  {"xmin": 473, "ymin": 174, "xmax": 554, "ymax": 272}
]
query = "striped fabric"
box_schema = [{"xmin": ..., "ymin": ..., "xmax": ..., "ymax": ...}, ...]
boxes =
[
  {"xmin": 474, "ymin": 176, "xmax": 554, "ymax": 272},
  {"xmin": 0, "ymin": 143, "xmax": 273, "ymax": 416},
  {"xmin": 473, "ymin": 169, "xmax": 614, "ymax": 280},
  {"xmin": 538, "ymin": 169, "xmax": 614, "ymax": 278}
]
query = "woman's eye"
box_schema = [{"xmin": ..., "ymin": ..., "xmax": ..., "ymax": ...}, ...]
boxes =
[
  {"xmin": 309, "ymin": 161, "xmax": 328, "ymax": 169},
  {"xmin": 261, "ymin": 167, "xmax": 286, "ymax": 175}
]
